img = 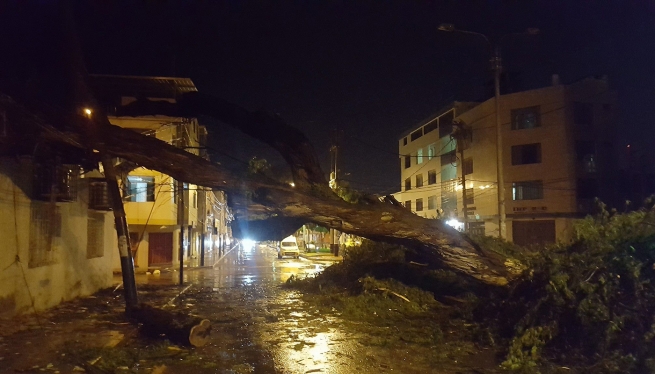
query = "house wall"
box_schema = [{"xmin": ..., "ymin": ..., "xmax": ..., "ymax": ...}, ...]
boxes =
[{"xmin": 0, "ymin": 158, "xmax": 115, "ymax": 317}]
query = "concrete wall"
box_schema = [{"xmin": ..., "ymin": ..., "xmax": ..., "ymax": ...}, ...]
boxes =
[{"xmin": 0, "ymin": 159, "xmax": 115, "ymax": 317}]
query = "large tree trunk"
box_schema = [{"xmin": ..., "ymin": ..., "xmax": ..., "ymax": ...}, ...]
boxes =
[{"xmin": 1, "ymin": 92, "xmax": 520, "ymax": 286}]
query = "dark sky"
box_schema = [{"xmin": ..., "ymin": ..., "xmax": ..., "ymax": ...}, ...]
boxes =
[{"xmin": 6, "ymin": 1, "xmax": 655, "ymax": 194}]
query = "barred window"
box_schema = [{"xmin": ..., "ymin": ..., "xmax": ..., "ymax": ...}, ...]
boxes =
[{"xmin": 29, "ymin": 202, "xmax": 61, "ymax": 268}]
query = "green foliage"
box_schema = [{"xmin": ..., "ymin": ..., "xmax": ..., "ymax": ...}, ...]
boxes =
[{"xmin": 495, "ymin": 205, "xmax": 655, "ymax": 372}]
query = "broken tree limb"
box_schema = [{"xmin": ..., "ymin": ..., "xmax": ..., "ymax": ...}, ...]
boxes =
[{"xmin": 127, "ymin": 303, "xmax": 212, "ymax": 347}]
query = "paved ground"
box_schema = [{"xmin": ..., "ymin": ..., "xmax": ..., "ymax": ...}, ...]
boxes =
[{"xmin": 0, "ymin": 243, "xmax": 495, "ymax": 373}]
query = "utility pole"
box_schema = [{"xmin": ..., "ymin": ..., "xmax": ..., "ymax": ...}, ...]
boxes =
[
  {"xmin": 84, "ymin": 109, "xmax": 138, "ymax": 308},
  {"xmin": 454, "ymin": 121, "xmax": 469, "ymax": 233},
  {"xmin": 329, "ymin": 129, "xmax": 340, "ymax": 256},
  {"xmin": 438, "ymin": 24, "xmax": 538, "ymax": 240},
  {"xmin": 493, "ymin": 46, "xmax": 507, "ymax": 239},
  {"xmin": 177, "ymin": 180, "xmax": 185, "ymax": 285}
]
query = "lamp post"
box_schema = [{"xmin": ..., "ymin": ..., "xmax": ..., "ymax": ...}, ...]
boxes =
[{"xmin": 438, "ymin": 24, "xmax": 538, "ymax": 239}]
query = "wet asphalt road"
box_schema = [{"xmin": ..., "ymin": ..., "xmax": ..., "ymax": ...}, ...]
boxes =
[{"xmin": 0, "ymin": 244, "xmax": 488, "ymax": 373}]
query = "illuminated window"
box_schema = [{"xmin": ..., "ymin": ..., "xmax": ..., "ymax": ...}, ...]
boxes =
[
  {"xmin": 417, "ymin": 148, "xmax": 424, "ymax": 164},
  {"xmin": 511, "ymin": 106, "xmax": 541, "ymax": 130},
  {"xmin": 427, "ymin": 143, "xmax": 436, "ymax": 160},
  {"xmin": 124, "ymin": 176, "xmax": 155, "ymax": 202},
  {"xmin": 512, "ymin": 180, "xmax": 543, "ymax": 200}
]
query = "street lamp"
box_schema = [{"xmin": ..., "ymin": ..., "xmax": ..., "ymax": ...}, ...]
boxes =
[{"xmin": 438, "ymin": 24, "xmax": 539, "ymax": 240}]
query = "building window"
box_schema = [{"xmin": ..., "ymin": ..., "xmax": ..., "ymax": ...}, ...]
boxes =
[
  {"xmin": 511, "ymin": 143, "xmax": 542, "ymax": 165},
  {"xmin": 417, "ymin": 148, "xmax": 424, "ymax": 164},
  {"xmin": 577, "ymin": 178, "xmax": 598, "ymax": 199},
  {"xmin": 403, "ymin": 137, "xmax": 408, "ymax": 145},
  {"xmin": 428, "ymin": 170, "xmax": 437, "ymax": 185},
  {"xmin": 124, "ymin": 176, "xmax": 155, "ymax": 202},
  {"xmin": 512, "ymin": 180, "xmax": 544, "ymax": 200},
  {"xmin": 427, "ymin": 195, "xmax": 437, "ymax": 210},
  {"xmin": 462, "ymin": 158, "xmax": 473, "ymax": 175},
  {"xmin": 29, "ymin": 202, "xmax": 61, "ymax": 268},
  {"xmin": 511, "ymin": 106, "xmax": 541, "ymax": 130},
  {"xmin": 574, "ymin": 102, "xmax": 593, "ymax": 126},
  {"xmin": 410, "ymin": 128, "xmax": 423, "ymax": 141},
  {"xmin": 88, "ymin": 179, "xmax": 111, "ymax": 210},
  {"xmin": 465, "ymin": 188, "xmax": 474, "ymax": 205},
  {"xmin": 416, "ymin": 174, "xmax": 423, "ymax": 188},
  {"xmin": 405, "ymin": 178, "xmax": 411, "ymax": 191},
  {"xmin": 405, "ymin": 200, "xmax": 412, "ymax": 210},
  {"xmin": 416, "ymin": 198, "xmax": 424, "ymax": 211},
  {"xmin": 439, "ymin": 110, "xmax": 454, "ymax": 138},
  {"xmin": 441, "ymin": 150, "xmax": 457, "ymax": 166},
  {"xmin": 424, "ymin": 120, "xmax": 438, "ymax": 134},
  {"xmin": 87, "ymin": 212, "xmax": 105, "ymax": 259},
  {"xmin": 427, "ymin": 143, "xmax": 436, "ymax": 160},
  {"xmin": 404, "ymin": 155, "xmax": 411, "ymax": 169},
  {"xmin": 33, "ymin": 164, "xmax": 80, "ymax": 202}
]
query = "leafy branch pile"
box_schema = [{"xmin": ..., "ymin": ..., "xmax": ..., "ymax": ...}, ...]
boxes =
[{"xmin": 489, "ymin": 204, "xmax": 655, "ymax": 372}]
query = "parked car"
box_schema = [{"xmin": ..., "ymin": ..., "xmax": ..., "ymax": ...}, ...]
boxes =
[{"xmin": 278, "ymin": 236, "xmax": 300, "ymax": 259}]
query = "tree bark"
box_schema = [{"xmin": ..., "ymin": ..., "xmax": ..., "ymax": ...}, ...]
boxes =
[{"xmin": 127, "ymin": 303, "xmax": 211, "ymax": 347}]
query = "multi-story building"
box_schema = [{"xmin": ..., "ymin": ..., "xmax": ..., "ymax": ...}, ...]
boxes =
[
  {"xmin": 395, "ymin": 76, "xmax": 617, "ymax": 246},
  {"xmin": 91, "ymin": 75, "xmax": 230, "ymax": 270}
]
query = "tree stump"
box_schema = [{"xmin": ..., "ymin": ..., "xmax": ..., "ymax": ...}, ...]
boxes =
[{"xmin": 127, "ymin": 303, "xmax": 211, "ymax": 347}]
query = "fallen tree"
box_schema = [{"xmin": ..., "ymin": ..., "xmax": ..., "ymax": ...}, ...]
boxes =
[{"xmin": 1, "ymin": 91, "xmax": 520, "ymax": 287}]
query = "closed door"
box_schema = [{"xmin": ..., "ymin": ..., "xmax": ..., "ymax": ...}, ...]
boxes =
[
  {"xmin": 148, "ymin": 232, "xmax": 173, "ymax": 265},
  {"xmin": 512, "ymin": 220, "xmax": 556, "ymax": 247}
]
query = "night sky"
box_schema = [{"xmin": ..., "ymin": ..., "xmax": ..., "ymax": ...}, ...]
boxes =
[{"xmin": 5, "ymin": 1, "xmax": 655, "ymax": 194}]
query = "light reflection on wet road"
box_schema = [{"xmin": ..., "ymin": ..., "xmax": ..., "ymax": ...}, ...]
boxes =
[{"xmin": 184, "ymin": 243, "xmax": 359, "ymax": 374}]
